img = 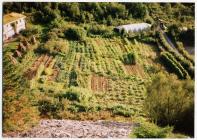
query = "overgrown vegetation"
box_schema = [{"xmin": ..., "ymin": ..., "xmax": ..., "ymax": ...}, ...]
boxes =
[{"xmin": 145, "ymin": 72, "xmax": 194, "ymax": 136}]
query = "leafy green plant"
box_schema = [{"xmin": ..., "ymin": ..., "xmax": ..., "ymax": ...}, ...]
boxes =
[
  {"xmin": 122, "ymin": 52, "xmax": 137, "ymax": 65},
  {"xmin": 58, "ymin": 87, "xmax": 95, "ymax": 103}
]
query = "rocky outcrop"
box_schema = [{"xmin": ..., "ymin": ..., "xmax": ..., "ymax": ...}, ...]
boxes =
[{"xmin": 3, "ymin": 119, "xmax": 133, "ymax": 138}]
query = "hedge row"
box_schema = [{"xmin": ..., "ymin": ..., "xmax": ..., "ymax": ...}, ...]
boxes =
[
  {"xmin": 157, "ymin": 31, "xmax": 194, "ymax": 78},
  {"xmin": 176, "ymin": 42, "xmax": 194, "ymax": 65},
  {"xmin": 160, "ymin": 51, "xmax": 189, "ymax": 79}
]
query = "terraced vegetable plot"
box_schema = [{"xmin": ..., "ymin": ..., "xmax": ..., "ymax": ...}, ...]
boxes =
[
  {"xmin": 10, "ymin": 36, "xmax": 159, "ymax": 119},
  {"xmin": 24, "ymin": 54, "xmax": 57, "ymax": 80}
]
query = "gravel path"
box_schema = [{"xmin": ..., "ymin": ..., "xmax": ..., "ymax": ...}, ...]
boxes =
[{"xmin": 3, "ymin": 119, "xmax": 133, "ymax": 138}]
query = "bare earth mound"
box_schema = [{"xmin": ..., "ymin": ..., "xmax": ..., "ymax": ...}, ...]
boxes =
[{"xmin": 3, "ymin": 119, "xmax": 134, "ymax": 138}]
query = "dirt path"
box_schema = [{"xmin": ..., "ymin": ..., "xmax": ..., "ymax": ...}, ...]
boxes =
[{"xmin": 3, "ymin": 119, "xmax": 134, "ymax": 138}]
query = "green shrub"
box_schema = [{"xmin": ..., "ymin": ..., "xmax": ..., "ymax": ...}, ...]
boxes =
[
  {"xmin": 20, "ymin": 27, "xmax": 41, "ymax": 37},
  {"xmin": 62, "ymin": 90, "xmax": 80, "ymax": 101},
  {"xmin": 38, "ymin": 99, "xmax": 64, "ymax": 118},
  {"xmin": 110, "ymin": 104, "xmax": 133, "ymax": 117},
  {"xmin": 68, "ymin": 102, "xmax": 101, "ymax": 113},
  {"xmin": 41, "ymin": 39, "xmax": 69, "ymax": 55},
  {"xmin": 69, "ymin": 69, "xmax": 78, "ymax": 87},
  {"xmin": 145, "ymin": 72, "xmax": 194, "ymax": 136},
  {"xmin": 46, "ymin": 31, "xmax": 58, "ymax": 40},
  {"xmin": 59, "ymin": 87, "xmax": 94, "ymax": 103},
  {"xmin": 64, "ymin": 27, "xmax": 87, "ymax": 41},
  {"xmin": 38, "ymin": 99, "xmax": 52, "ymax": 116},
  {"xmin": 68, "ymin": 102, "xmax": 89, "ymax": 112},
  {"xmin": 88, "ymin": 25, "xmax": 108, "ymax": 35},
  {"xmin": 131, "ymin": 121, "xmax": 173, "ymax": 138},
  {"xmin": 123, "ymin": 52, "xmax": 137, "ymax": 65}
]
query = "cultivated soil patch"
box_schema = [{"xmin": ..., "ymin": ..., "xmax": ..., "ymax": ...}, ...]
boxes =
[
  {"xmin": 24, "ymin": 54, "xmax": 58, "ymax": 80},
  {"xmin": 91, "ymin": 75, "xmax": 109, "ymax": 92},
  {"xmin": 124, "ymin": 64, "xmax": 145, "ymax": 78}
]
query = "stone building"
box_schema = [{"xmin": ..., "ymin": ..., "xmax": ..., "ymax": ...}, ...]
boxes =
[{"xmin": 3, "ymin": 12, "xmax": 26, "ymax": 41}]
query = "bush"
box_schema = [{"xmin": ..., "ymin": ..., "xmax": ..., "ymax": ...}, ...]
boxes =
[
  {"xmin": 145, "ymin": 72, "xmax": 194, "ymax": 136},
  {"xmin": 64, "ymin": 27, "xmax": 87, "ymax": 41},
  {"xmin": 62, "ymin": 90, "xmax": 80, "ymax": 101},
  {"xmin": 41, "ymin": 39, "xmax": 69, "ymax": 55},
  {"xmin": 68, "ymin": 102, "xmax": 89, "ymax": 112},
  {"xmin": 20, "ymin": 27, "xmax": 41, "ymax": 37},
  {"xmin": 145, "ymin": 16, "xmax": 154, "ymax": 24},
  {"xmin": 123, "ymin": 52, "xmax": 137, "ymax": 65},
  {"xmin": 38, "ymin": 99, "xmax": 51, "ymax": 115},
  {"xmin": 46, "ymin": 31, "xmax": 59, "ymax": 41},
  {"xmin": 111, "ymin": 104, "xmax": 133, "ymax": 117},
  {"xmin": 38, "ymin": 99, "xmax": 64, "ymax": 118},
  {"xmin": 69, "ymin": 69, "xmax": 78, "ymax": 87},
  {"xmin": 58, "ymin": 87, "xmax": 94, "ymax": 103},
  {"xmin": 179, "ymin": 28, "xmax": 194, "ymax": 46},
  {"xmin": 131, "ymin": 121, "xmax": 173, "ymax": 138},
  {"xmin": 87, "ymin": 25, "xmax": 112, "ymax": 36}
]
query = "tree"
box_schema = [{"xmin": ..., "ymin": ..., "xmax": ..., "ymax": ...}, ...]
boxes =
[
  {"xmin": 71, "ymin": 3, "xmax": 80, "ymax": 18},
  {"xmin": 107, "ymin": 15, "xmax": 113, "ymax": 26},
  {"xmin": 126, "ymin": 3, "xmax": 147, "ymax": 19},
  {"xmin": 167, "ymin": 24, "xmax": 181, "ymax": 40},
  {"xmin": 33, "ymin": 6, "xmax": 57, "ymax": 24}
]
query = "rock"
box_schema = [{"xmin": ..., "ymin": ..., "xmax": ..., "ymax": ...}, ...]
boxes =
[{"xmin": 3, "ymin": 119, "xmax": 133, "ymax": 138}]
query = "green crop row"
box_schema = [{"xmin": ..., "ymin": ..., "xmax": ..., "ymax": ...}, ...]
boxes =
[
  {"xmin": 176, "ymin": 42, "xmax": 194, "ymax": 65},
  {"xmin": 157, "ymin": 31, "xmax": 194, "ymax": 79},
  {"xmin": 160, "ymin": 51, "xmax": 189, "ymax": 79}
]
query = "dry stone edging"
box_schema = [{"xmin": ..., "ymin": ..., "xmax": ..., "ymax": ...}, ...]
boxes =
[{"xmin": 3, "ymin": 119, "xmax": 134, "ymax": 138}]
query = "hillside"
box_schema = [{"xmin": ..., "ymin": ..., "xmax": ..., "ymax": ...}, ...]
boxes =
[{"xmin": 3, "ymin": 2, "xmax": 194, "ymax": 138}]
